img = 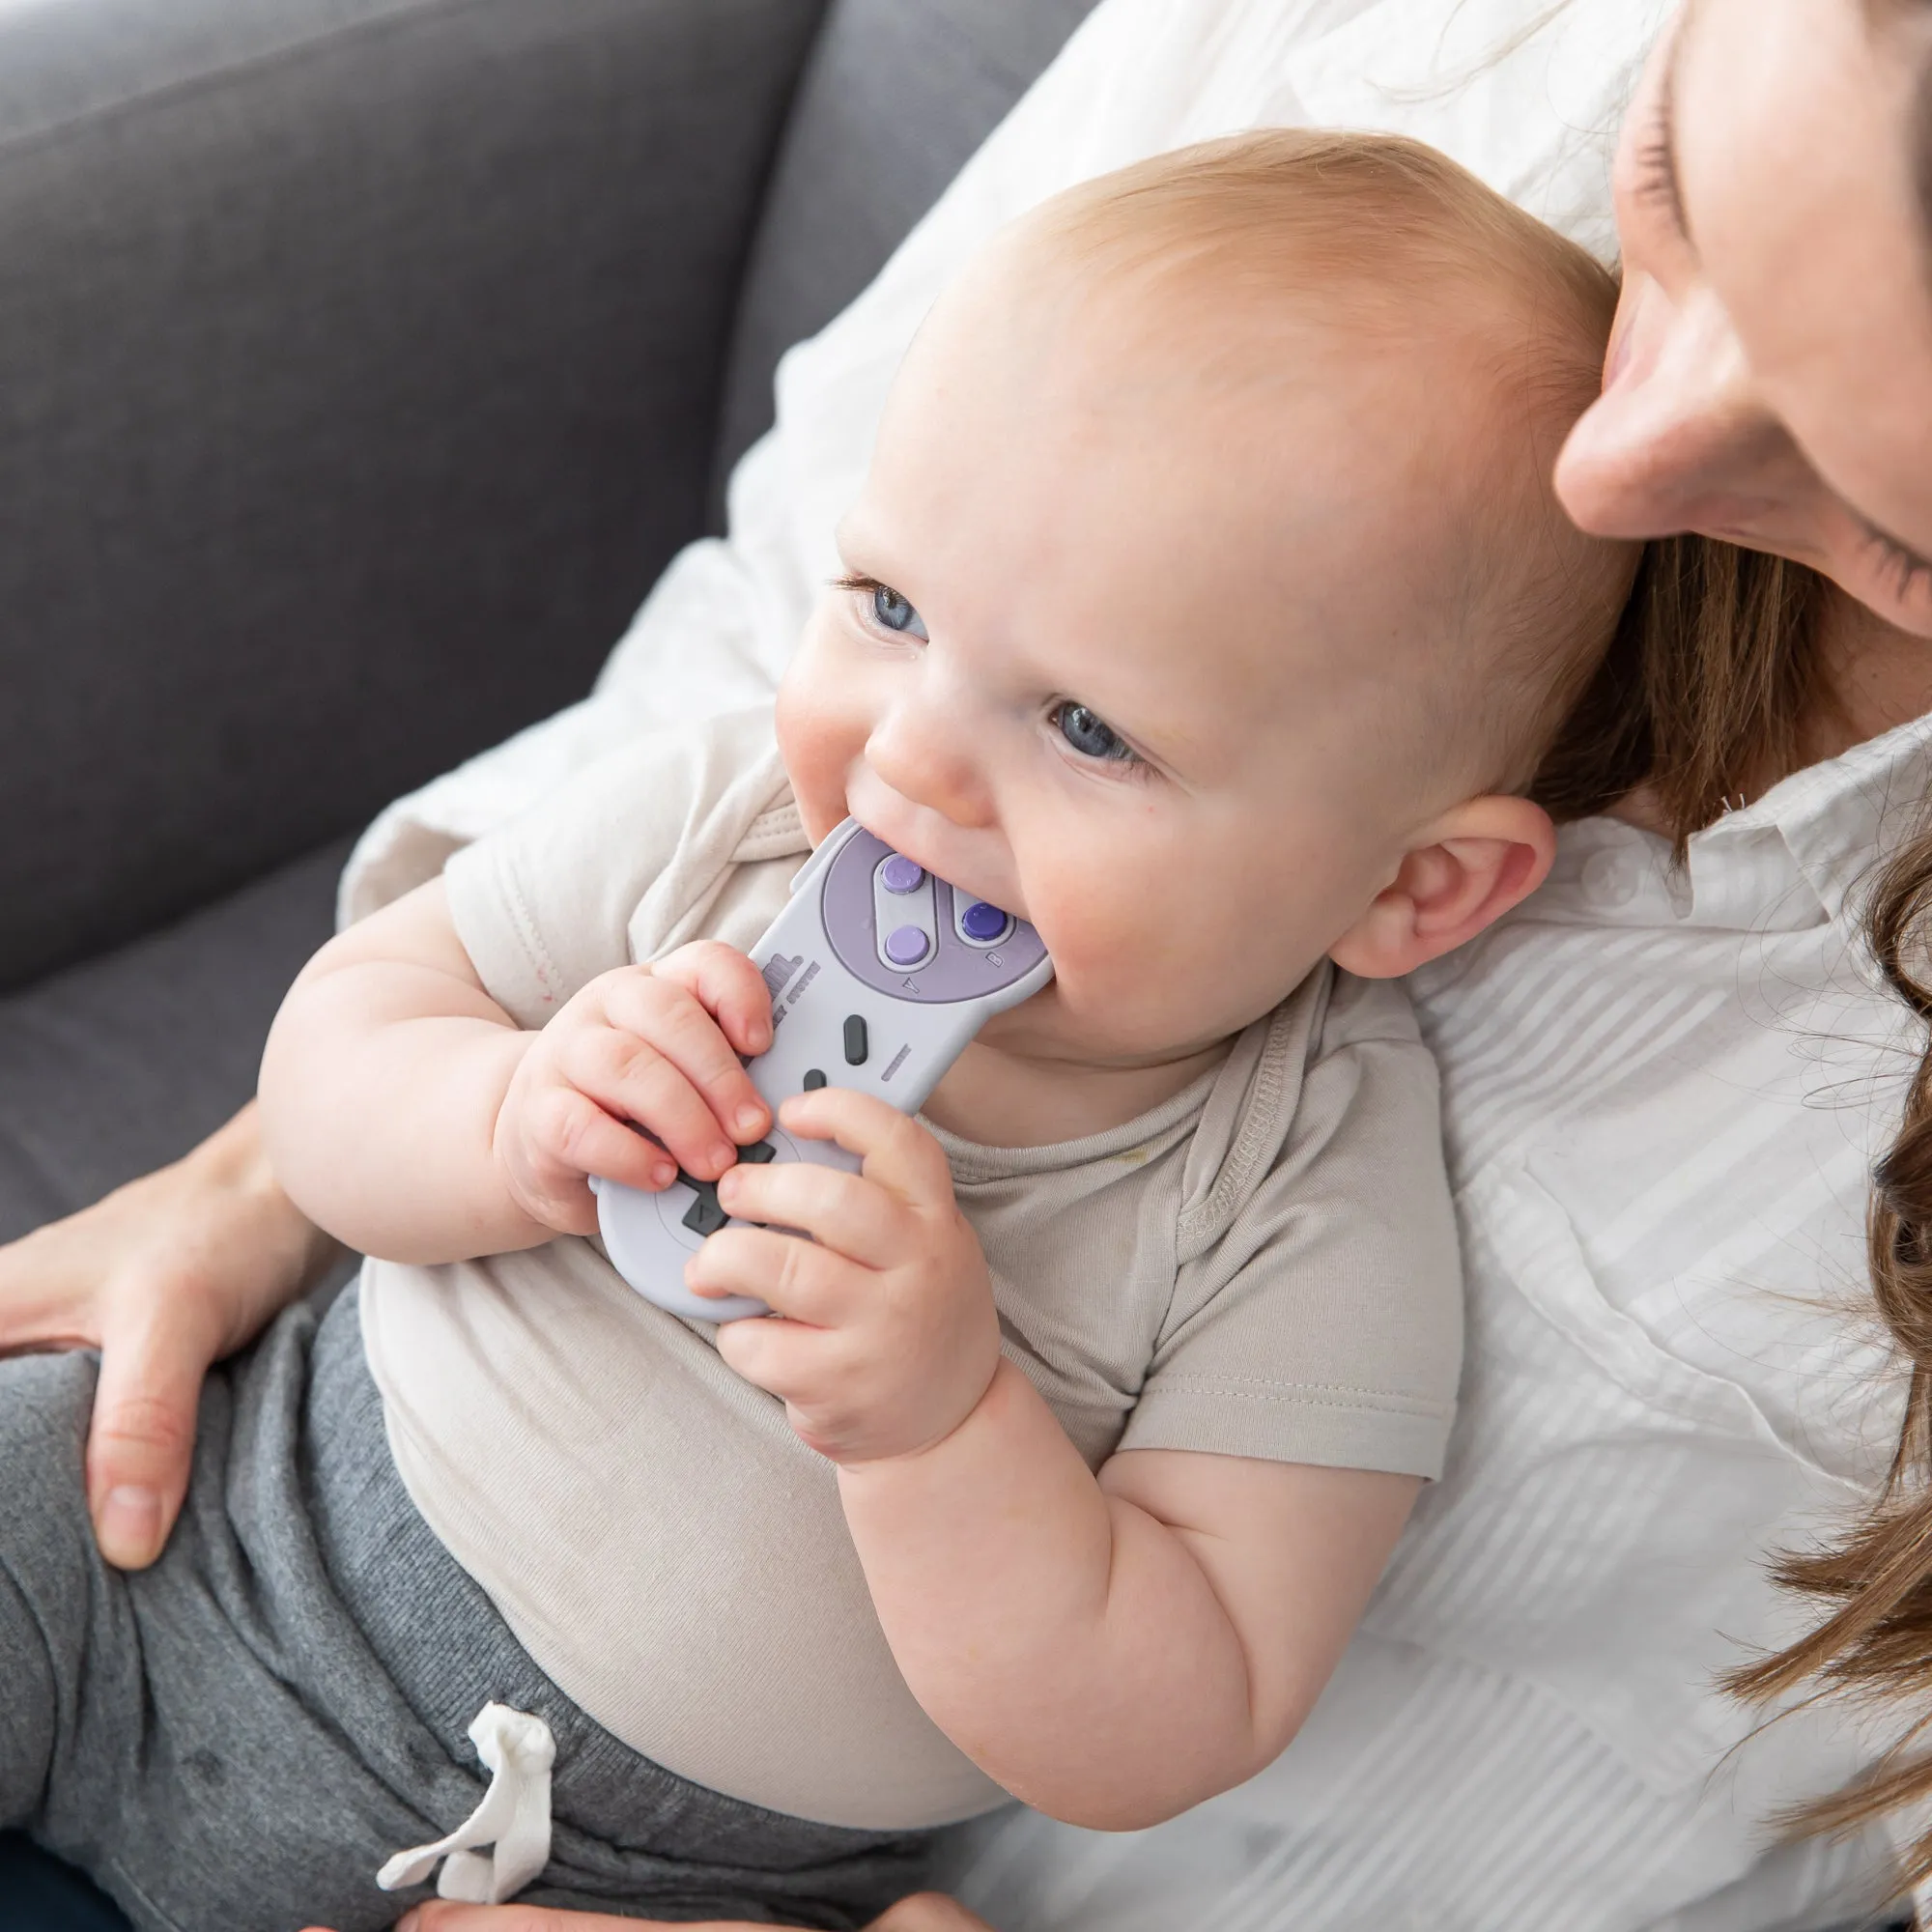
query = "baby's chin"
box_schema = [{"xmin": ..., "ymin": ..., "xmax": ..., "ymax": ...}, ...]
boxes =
[{"xmin": 980, "ymin": 983, "xmax": 1225, "ymax": 1068}]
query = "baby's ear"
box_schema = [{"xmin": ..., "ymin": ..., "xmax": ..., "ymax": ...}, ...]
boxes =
[{"xmin": 1328, "ymin": 796, "xmax": 1557, "ymax": 980}]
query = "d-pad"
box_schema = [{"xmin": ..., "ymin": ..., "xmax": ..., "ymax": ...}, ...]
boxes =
[{"xmin": 678, "ymin": 1140, "xmax": 776, "ymax": 1237}]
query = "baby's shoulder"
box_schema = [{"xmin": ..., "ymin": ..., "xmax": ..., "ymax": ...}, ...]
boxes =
[{"xmin": 1180, "ymin": 966, "xmax": 1435, "ymax": 1226}]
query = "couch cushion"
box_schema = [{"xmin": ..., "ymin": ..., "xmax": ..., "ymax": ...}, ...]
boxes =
[
  {"xmin": 0, "ymin": 0, "xmax": 824, "ymax": 993},
  {"xmin": 0, "ymin": 839, "xmax": 346, "ymax": 1243},
  {"xmin": 712, "ymin": 0, "xmax": 1103, "ymax": 489}
]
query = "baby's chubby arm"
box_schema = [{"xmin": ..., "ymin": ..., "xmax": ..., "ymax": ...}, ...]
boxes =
[
  {"xmin": 258, "ymin": 879, "xmax": 774, "ymax": 1263},
  {"xmin": 700, "ymin": 1091, "xmax": 1419, "ymax": 1832}
]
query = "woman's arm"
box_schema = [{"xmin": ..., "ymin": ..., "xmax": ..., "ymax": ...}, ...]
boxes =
[{"xmin": 0, "ymin": 1100, "xmax": 340, "ymax": 1568}]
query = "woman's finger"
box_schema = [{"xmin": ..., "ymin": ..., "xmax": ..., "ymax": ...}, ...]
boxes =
[
  {"xmin": 84, "ymin": 1295, "xmax": 210, "ymax": 1569},
  {"xmin": 0, "ymin": 1216, "xmax": 104, "ymax": 1354},
  {"xmin": 715, "ymin": 1159, "xmax": 907, "ymax": 1268},
  {"xmin": 869, "ymin": 1894, "xmax": 999, "ymax": 1932},
  {"xmin": 375, "ymin": 1902, "xmax": 794, "ymax": 1931},
  {"xmin": 342, "ymin": 1895, "xmax": 994, "ymax": 1932},
  {"xmin": 686, "ymin": 1224, "xmax": 861, "ymax": 1326},
  {"xmin": 777, "ymin": 1089, "xmax": 954, "ymax": 1207}
]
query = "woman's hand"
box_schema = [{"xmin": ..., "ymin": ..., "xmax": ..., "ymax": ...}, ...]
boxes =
[
  {"xmin": 0, "ymin": 1101, "xmax": 339, "ymax": 1568},
  {"xmin": 347, "ymin": 1891, "xmax": 994, "ymax": 1932}
]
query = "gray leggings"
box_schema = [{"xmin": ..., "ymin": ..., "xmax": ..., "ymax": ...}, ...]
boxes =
[{"xmin": 0, "ymin": 1289, "xmax": 931, "ymax": 1932}]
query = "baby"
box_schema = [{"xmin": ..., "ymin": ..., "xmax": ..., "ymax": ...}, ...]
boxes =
[{"xmin": 1, "ymin": 132, "xmax": 1634, "ymax": 1930}]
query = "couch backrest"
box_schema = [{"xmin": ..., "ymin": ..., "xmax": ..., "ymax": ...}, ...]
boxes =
[
  {"xmin": 0, "ymin": 0, "xmax": 826, "ymax": 992},
  {"xmin": 711, "ymin": 0, "xmax": 1102, "ymax": 494}
]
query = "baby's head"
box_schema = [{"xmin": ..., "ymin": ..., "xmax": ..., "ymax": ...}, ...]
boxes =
[{"xmin": 779, "ymin": 130, "xmax": 1638, "ymax": 1067}]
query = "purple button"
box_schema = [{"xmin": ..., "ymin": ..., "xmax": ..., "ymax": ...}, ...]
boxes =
[
  {"xmin": 960, "ymin": 900, "xmax": 1009, "ymax": 942},
  {"xmin": 885, "ymin": 924, "xmax": 931, "ymax": 966},
  {"xmin": 880, "ymin": 855, "xmax": 924, "ymax": 895}
]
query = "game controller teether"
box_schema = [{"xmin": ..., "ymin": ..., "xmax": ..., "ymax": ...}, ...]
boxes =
[{"xmin": 589, "ymin": 818, "xmax": 1054, "ymax": 1320}]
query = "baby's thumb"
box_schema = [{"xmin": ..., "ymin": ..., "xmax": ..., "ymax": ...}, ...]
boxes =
[{"xmin": 85, "ymin": 1314, "xmax": 205, "ymax": 1569}]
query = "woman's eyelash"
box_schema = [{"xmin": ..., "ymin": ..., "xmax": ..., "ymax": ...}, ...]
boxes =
[
  {"xmin": 1861, "ymin": 526, "xmax": 1932, "ymax": 603},
  {"xmin": 1632, "ymin": 115, "xmax": 1687, "ymax": 239}
]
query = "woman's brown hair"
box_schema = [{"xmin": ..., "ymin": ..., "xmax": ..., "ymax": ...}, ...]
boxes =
[
  {"xmin": 1642, "ymin": 0, "xmax": 1932, "ymax": 1887},
  {"xmin": 1536, "ymin": 522, "xmax": 1932, "ymax": 1879}
]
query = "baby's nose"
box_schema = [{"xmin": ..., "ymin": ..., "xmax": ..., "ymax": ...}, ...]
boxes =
[{"xmin": 866, "ymin": 706, "xmax": 995, "ymax": 828}]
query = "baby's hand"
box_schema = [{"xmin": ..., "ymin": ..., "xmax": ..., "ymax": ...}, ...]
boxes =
[
  {"xmin": 492, "ymin": 943, "xmax": 774, "ymax": 1236},
  {"xmin": 691, "ymin": 1090, "xmax": 1001, "ymax": 1464}
]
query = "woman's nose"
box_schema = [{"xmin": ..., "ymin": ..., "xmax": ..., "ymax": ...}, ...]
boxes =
[
  {"xmin": 866, "ymin": 696, "xmax": 995, "ymax": 828},
  {"xmin": 1555, "ymin": 272, "xmax": 1813, "ymax": 546}
]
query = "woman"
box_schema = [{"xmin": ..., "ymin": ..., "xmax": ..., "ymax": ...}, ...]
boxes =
[{"xmin": 8, "ymin": 0, "xmax": 1932, "ymax": 1926}]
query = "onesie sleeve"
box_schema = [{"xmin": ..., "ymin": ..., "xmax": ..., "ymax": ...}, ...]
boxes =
[
  {"xmin": 440, "ymin": 707, "xmax": 794, "ymax": 1030},
  {"xmin": 1119, "ymin": 973, "xmax": 1464, "ymax": 1480}
]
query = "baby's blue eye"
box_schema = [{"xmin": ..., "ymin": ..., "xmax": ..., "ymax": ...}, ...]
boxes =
[
  {"xmin": 1054, "ymin": 702, "xmax": 1132, "ymax": 763},
  {"xmin": 871, "ymin": 583, "xmax": 927, "ymax": 639}
]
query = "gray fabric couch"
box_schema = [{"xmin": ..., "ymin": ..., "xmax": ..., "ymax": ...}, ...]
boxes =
[
  {"xmin": 0, "ymin": 0, "xmax": 1098, "ymax": 1238},
  {"xmin": 0, "ymin": 0, "xmax": 1097, "ymax": 1922}
]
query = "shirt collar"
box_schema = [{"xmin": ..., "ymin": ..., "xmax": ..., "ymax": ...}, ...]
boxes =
[{"xmin": 1537, "ymin": 709, "xmax": 1932, "ymax": 932}]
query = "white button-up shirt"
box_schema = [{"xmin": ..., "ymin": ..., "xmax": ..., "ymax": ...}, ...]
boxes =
[
  {"xmin": 344, "ymin": 0, "xmax": 1919, "ymax": 1921},
  {"xmin": 938, "ymin": 722, "xmax": 1924, "ymax": 1932}
]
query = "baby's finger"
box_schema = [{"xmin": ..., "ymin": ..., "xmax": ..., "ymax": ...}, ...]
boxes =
[
  {"xmin": 777, "ymin": 1089, "xmax": 954, "ymax": 1207},
  {"xmin": 715, "ymin": 1160, "xmax": 907, "ymax": 1269},
  {"xmin": 713, "ymin": 1293, "xmax": 853, "ymax": 1404},
  {"xmin": 562, "ymin": 1026, "xmax": 739, "ymax": 1181},
  {"xmin": 532, "ymin": 1086, "xmax": 674, "ymax": 1197},
  {"xmin": 686, "ymin": 1224, "xmax": 862, "ymax": 1328},
  {"xmin": 649, "ymin": 942, "xmax": 778, "ymax": 1060},
  {"xmin": 598, "ymin": 974, "xmax": 769, "ymax": 1152}
]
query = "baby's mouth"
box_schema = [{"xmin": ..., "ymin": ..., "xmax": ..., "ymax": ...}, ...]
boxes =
[
  {"xmin": 850, "ymin": 817, "xmax": 1022, "ymax": 924},
  {"xmin": 843, "ymin": 772, "xmax": 1028, "ymax": 922}
]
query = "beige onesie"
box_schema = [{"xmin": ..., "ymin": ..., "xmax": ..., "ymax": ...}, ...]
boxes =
[{"xmin": 358, "ymin": 705, "xmax": 1464, "ymax": 1833}]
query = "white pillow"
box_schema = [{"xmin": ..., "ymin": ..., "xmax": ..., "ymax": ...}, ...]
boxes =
[{"xmin": 340, "ymin": 0, "xmax": 1667, "ymax": 925}]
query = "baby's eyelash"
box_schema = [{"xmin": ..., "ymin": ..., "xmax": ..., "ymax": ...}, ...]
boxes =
[{"xmin": 1049, "ymin": 700, "xmax": 1152, "ymax": 781}]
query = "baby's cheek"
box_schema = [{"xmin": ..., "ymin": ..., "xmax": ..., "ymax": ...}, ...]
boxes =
[
  {"xmin": 1037, "ymin": 846, "xmax": 1323, "ymax": 1048},
  {"xmin": 1030, "ymin": 866, "xmax": 1191, "ymax": 1023},
  {"xmin": 775, "ymin": 677, "xmax": 865, "ymax": 840}
]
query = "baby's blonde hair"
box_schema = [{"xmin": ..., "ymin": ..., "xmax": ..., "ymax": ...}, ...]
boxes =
[{"xmin": 1022, "ymin": 129, "xmax": 1634, "ymax": 797}]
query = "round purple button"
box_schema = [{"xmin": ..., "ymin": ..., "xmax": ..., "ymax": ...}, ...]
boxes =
[
  {"xmin": 960, "ymin": 900, "xmax": 1009, "ymax": 942},
  {"xmin": 880, "ymin": 855, "xmax": 924, "ymax": 895},
  {"xmin": 885, "ymin": 924, "xmax": 931, "ymax": 966}
]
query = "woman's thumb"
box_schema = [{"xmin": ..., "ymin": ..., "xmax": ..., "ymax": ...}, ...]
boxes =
[{"xmin": 85, "ymin": 1311, "xmax": 205, "ymax": 1569}]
